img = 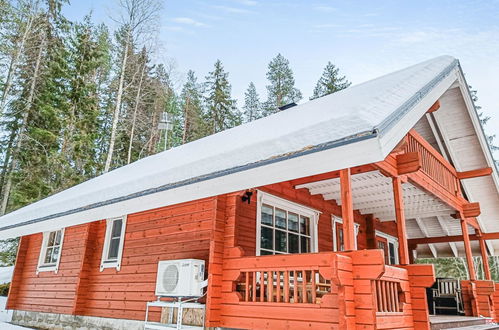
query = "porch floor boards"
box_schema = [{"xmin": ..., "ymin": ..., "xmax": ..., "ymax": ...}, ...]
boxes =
[{"xmin": 430, "ymin": 315, "xmax": 498, "ymax": 330}]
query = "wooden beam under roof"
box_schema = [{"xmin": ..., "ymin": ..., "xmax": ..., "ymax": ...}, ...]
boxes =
[
  {"xmin": 291, "ymin": 164, "xmax": 375, "ymax": 188},
  {"xmin": 427, "ymin": 100, "xmax": 441, "ymax": 113},
  {"xmin": 414, "ymin": 217, "xmax": 437, "ymax": 258},
  {"xmin": 457, "ymin": 167, "xmax": 493, "ymax": 180},
  {"xmin": 436, "ymin": 216, "xmax": 459, "ymax": 257},
  {"xmin": 408, "ymin": 231, "xmax": 499, "ymax": 245}
]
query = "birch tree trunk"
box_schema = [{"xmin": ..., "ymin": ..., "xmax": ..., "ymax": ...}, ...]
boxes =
[
  {"xmin": 127, "ymin": 58, "xmax": 146, "ymax": 164},
  {"xmin": 104, "ymin": 34, "xmax": 129, "ymax": 173},
  {"xmin": 0, "ymin": 35, "xmax": 45, "ymax": 215},
  {"xmin": 0, "ymin": 11, "xmax": 35, "ymax": 117}
]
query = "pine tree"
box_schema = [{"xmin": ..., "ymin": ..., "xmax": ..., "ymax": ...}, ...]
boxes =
[
  {"xmin": 311, "ymin": 61, "xmax": 351, "ymax": 100},
  {"xmin": 264, "ymin": 53, "xmax": 302, "ymax": 116},
  {"xmin": 242, "ymin": 82, "xmax": 262, "ymax": 122},
  {"xmin": 470, "ymin": 86, "xmax": 499, "ymax": 154},
  {"xmin": 148, "ymin": 64, "xmax": 177, "ymax": 152},
  {"xmin": 59, "ymin": 16, "xmax": 112, "ymax": 183},
  {"xmin": 180, "ymin": 70, "xmax": 204, "ymax": 144},
  {"xmin": 204, "ymin": 60, "xmax": 241, "ymax": 134}
]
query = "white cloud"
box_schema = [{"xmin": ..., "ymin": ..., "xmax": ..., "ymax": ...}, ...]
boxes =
[
  {"xmin": 213, "ymin": 5, "xmax": 254, "ymax": 14},
  {"xmin": 233, "ymin": 0, "xmax": 258, "ymax": 6},
  {"xmin": 171, "ymin": 17, "xmax": 208, "ymax": 27},
  {"xmin": 314, "ymin": 5, "xmax": 336, "ymax": 12},
  {"xmin": 313, "ymin": 23, "xmax": 341, "ymax": 29}
]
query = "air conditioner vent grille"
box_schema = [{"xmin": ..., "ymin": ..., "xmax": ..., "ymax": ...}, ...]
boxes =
[{"xmin": 163, "ymin": 264, "xmax": 179, "ymax": 292}]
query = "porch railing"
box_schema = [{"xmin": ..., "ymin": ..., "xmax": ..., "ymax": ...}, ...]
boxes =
[
  {"xmin": 375, "ymin": 279, "xmax": 402, "ymax": 313},
  {"xmin": 229, "ymin": 253, "xmax": 336, "ymax": 305},
  {"xmin": 237, "ymin": 269, "xmax": 330, "ymax": 304},
  {"xmin": 404, "ymin": 129, "xmax": 461, "ymax": 197}
]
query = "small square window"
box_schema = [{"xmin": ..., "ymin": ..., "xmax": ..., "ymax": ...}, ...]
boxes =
[
  {"xmin": 101, "ymin": 216, "xmax": 127, "ymax": 271},
  {"xmin": 37, "ymin": 229, "xmax": 65, "ymax": 274}
]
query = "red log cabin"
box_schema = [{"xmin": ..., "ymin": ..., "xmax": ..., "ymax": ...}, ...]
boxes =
[{"xmin": 2, "ymin": 56, "xmax": 499, "ymax": 329}]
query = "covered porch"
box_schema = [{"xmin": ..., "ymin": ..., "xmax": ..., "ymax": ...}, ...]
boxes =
[{"xmin": 206, "ymin": 125, "xmax": 499, "ymax": 329}]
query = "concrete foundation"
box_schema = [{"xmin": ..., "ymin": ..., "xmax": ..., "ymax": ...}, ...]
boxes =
[{"xmin": 11, "ymin": 310, "xmax": 145, "ymax": 330}]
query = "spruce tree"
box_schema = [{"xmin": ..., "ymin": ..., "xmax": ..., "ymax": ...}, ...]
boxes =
[
  {"xmin": 242, "ymin": 82, "xmax": 262, "ymax": 122},
  {"xmin": 264, "ymin": 53, "xmax": 302, "ymax": 116},
  {"xmin": 204, "ymin": 60, "xmax": 241, "ymax": 134},
  {"xmin": 311, "ymin": 61, "xmax": 351, "ymax": 100},
  {"xmin": 180, "ymin": 70, "xmax": 204, "ymax": 143},
  {"xmin": 470, "ymin": 86, "xmax": 499, "ymax": 154}
]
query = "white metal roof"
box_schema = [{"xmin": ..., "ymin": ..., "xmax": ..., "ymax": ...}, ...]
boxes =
[{"xmin": 0, "ymin": 55, "xmax": 495, "ymax": 247}]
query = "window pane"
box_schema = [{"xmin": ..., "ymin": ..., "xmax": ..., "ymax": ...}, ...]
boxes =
[
  {"xmin": 55, "ymin": 231, "xmax": 62, "ymax": 245},
  {"xmin": 261, "ymin": 204, "xmax": 273, "ymax": 226},
  {"xmin": 288, "ymin": 233, "xmax": 299, "ymax": 253},
  {"xmin": 260, "ymin": 226, "xmax": 273, "ymax": 250},
  {"xmin": 288, "ymin": 213, "xmax": 299, "ymax": 232},
  {"xmin": 275, "ymin": 230, "xmax": 287, "ymax": 252},
  {"xmin": 300, "ymin": 216, "xmax": 310, "ymax": 235},
  {"xmin": 275, "ymin": 208, "xmax": 286, "ymax": 229},
  {"xmin": 388, "ymin": 242, "xmax": 396, "ymax": 265},
  {"xmin": 111, "ymin": 219, "xmax": 123, "ymax": 238},
  {"xmin": 47, "ymin": 232, "xmax": 56, "ymax": 246},
  {"xmin": 44, "ymin": 247, "xmax": 53, "ymax": 264},
  {"xmin": 301, "ymin": 236, "xmax": 310, "ymax": 253},
  {"xmin": 108, "ymin": 238, "xmax": 120, "ymax": 260},
  {"xmin": 338, "ymin": 228, "xmax": 344, "ymax": 251},
  {"xmin": 51, "ymin": 247, "xmax": 60, "ymax": 263},
  {"xmin": 260, "ymin": 249, "xmax": 273, "ymax": 255}
]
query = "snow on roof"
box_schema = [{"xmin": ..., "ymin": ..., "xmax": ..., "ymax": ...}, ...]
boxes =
[{"xmin": 0, "ymin": 56, "xmax": 460, "ymax": 238}]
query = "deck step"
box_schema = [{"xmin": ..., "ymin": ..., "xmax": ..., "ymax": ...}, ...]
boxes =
[
  {"xmin": 447, "ymin": 325, "xmax": 499, "ymax": 330},
  {"xmin": 430, "ymin": 316, "xmax": 495, "ymax": 330}
]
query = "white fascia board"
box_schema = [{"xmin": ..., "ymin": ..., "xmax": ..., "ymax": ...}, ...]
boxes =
[
  {"xmin": 377, "ymin": 69, "xmax": 459, "ymax": 158},
  {"xmin": 0, "ymin": 135, "xmax": 383, "ymax": 239},
  {"xmin": 447, "ymin": 69, "xmax": 499, "ymax": 237}
]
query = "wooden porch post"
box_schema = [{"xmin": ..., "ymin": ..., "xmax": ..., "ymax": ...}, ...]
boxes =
[
  {"xmin": 461, "ymin": 219, "xmax": 476, "ymax": 280},
  {"xmin": 340, "ymin": 168, "xmax": 356, "ymax": 251},
  {"xmin": 393, "ymin": 177, "xmax": 409, "ymax": 265},
  {"xmin": 478, "ymin": 237, "xmax": 492, "ymax": 280}
]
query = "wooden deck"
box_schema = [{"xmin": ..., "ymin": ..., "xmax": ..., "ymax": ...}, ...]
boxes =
[{"xmin": 430, "ymin": 315, "xmax": 497, "ymax": 330}]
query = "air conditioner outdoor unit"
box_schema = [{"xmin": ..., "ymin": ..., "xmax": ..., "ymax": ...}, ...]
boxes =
[{"xmin": 155, "ymin": 259, "xmax": 206, "ymax": 297}]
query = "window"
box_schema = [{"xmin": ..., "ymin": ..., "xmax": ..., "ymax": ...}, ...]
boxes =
[
  {"xmin": 375, "ymin": 231, "xmax": 399, "ymax": 265},
  {"xmin": 37, "ymin": 229, "xmax": 65, "ymax": 274},
  {"xmin": 332, "ymin": 216, "xmax": 359, "ymax": 251},
  {"xmin": 101, "ymin": 216, "xmax": 127, "ymax": 271},
  {"xmin": 257, "ymin": 191, "xmax": 319, "ymax": 256}
]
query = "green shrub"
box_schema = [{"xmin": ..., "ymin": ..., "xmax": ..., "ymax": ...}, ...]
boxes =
[{"xmin": 0, "ymin": 282, "xmax": 9, "ymax": 296}]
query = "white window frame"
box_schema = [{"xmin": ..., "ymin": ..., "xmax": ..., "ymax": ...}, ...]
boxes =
[
  {"xmin": 100, "ymin": 215, "xmax": 127, "ymax": 271},
  {"xmin": 256, "ymin": 190, "xmax": 320, "ymax": 256},
  {"xmin": 37, "ymin": 228, "xmax": 65, "ymax": 274},
  {"xmin": 375, "ymin": 230, "xmax": 399, "ymax": 265},
  {"xmin": 332, "ymin": 216, "xmax": 360, "ymax": 251}
]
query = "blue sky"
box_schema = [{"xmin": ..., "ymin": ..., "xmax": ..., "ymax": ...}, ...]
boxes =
[{"xmin": 64, "ymin": 0, "xmax": 499, "ymax": 143}]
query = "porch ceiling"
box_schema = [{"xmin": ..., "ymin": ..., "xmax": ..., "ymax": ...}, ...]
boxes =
[
  {"xmin": 296, "ymin": 170, "xmax": 481, "ymax": 258},
  {"xmin": 296, "ymin": 170, "xmax": 453, "ymax": 221}
]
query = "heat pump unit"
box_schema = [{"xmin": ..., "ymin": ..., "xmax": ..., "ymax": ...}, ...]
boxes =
[{"xmin": 155, "ymin": 259, "xmax": 206, "ymax": 297}]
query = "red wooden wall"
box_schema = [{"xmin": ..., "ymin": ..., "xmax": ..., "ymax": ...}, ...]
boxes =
[
  {"xmin": 6, "ymin": 180, "xmax": 401, "ymax": 325},
  {"xmin": 7, "ymin": 197, "xmax": 217, "ymax": 321}
]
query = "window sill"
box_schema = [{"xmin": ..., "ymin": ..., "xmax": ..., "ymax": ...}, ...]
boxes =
[
  {"xmin": 100, "ymin": 260, "xmax": 121, "ymax": 272},
  {"xmin": 37, "ymin": 265, "xmax": 58, "ymax": 274}
]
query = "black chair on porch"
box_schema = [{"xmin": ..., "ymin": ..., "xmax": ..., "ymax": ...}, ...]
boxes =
[{"xmin": 427, "ymin": 278, "xmax": 464, "ymax": 315}]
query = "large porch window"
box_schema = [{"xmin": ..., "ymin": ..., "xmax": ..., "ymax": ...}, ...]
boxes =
[
  {"xmin": 375, "ymin": 231, "xmax": 399, "ymax": 265},
  {"xmin": 256, "ymin": 191, "xmax": 319, "ymax": 256},
  {"xmin": 332, "ymin": 216, "xmax": 360, "ymax": 251}
]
